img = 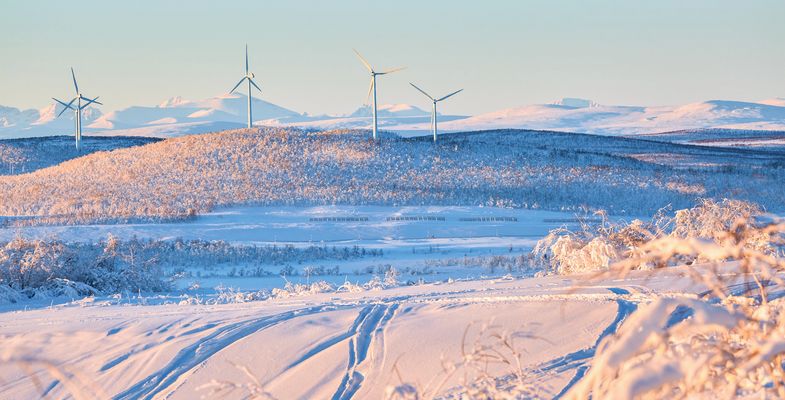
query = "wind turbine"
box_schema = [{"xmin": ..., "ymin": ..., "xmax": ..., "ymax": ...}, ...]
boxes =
[
  {"xmin": 52, "ymin": 68, "xmax": 102, "ymax": 152},
  {"xmin": 409, "ymin": 83, "xmax": 462, "ymax": 142},
  {"xmin": 228, "ymin": 45, "xmax": 263, "ymax": 129},
  {"xmin": 354, "ymin": 49, "xmax": 405, "ymax": 141}
]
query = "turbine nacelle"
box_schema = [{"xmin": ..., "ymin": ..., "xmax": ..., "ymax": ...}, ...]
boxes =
[{"xmin": 409, "ymin": 82, "xmax": 463, "ymax": 143}]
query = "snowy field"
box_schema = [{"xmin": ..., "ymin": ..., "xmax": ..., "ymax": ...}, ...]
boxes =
[
  {"xmin": 0, "ymin": 205, "xmax": 586, "ymax": 246},
  {"xmin": 1, "ymin": 205, "xmax": 589, "ymax": 291},
  {"xmin": 0, "ymin": 266, "xmax": 704, "ymax": 399}
]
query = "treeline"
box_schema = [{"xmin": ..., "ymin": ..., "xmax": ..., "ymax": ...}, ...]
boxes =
[{"xmin": 0, "ymin": 235, "xmax": 381, "ymax": 303}]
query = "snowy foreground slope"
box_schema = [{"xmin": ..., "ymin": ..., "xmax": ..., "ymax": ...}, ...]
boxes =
[
  {"xmin": 1, "ymin": 198, "xmax": 785, "ymax": 398},
  {"xmin": 0, "ymin": 267, "xmax": 696, "ymax": 399}
]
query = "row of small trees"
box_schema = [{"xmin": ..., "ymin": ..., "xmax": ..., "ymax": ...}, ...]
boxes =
[{"xmin": 0, "ymin": 235, "xmax": 387, "ymax": 301}]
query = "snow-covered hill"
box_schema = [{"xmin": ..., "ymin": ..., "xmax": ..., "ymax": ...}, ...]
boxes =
[
  {"xmin": 2, "ymin": 127, "xmax": 784, "ymax": 226},
  {"xmin": 0, "ymin": 136, "xmax": 160, "ymax": 175}
]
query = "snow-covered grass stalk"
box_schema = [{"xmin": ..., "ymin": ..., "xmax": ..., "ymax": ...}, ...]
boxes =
[
  {"xmin": 0, "ymin": 354, "xmax": 107, "ymax": 400},
  {"xmin": 386, "ymin": 321, "xmax": 547, "ymax": 399},
  {"xmin": 196, "ymin": 361, "xmax": 277, "ymax": 399},
  {"xmin": 565, "ymin": 212, "xmax": 785, "ymax": 398}
]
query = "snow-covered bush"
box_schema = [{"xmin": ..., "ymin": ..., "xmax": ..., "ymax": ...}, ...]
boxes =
[
  {"xmin": 0, "ymin": 235, "xmax": 169, "ymax": 302},
  {"xmin": 426, "ymin": 253, "xmax": 536, "ymax": 275},
  {"xmin": 270, "ymin": 280, "xmax": 335, "ymax": 299},
  {"xmin": 565, "ymin": 215, "xmax": 785, "ymax": 398},
  {"xmin": 533, "ymin": 199, "xmax": 777, "ymax": 275}
]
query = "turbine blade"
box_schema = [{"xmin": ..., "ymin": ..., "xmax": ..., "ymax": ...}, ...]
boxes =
[
  {"xmin": 437, "ymin": 89, "xmax": 463, "ymax": 102},
  {"xmin": 250, "ymin": 79, "xmax": 262, "ymax": 93},
  {"xmin": 52, "ymin": 97, "xmax": 74, "ymax": 109},
  {"xmin": 229, "ymin": 77, "xmax": 246, "ymax": 94},
  {"xmin": 54, "ymin": 98, "xmax": 77, "ymax": 117},
  {"xmin": 409, "ymin": 83, "xmax": 434, "ymax": 101},
  {"xmin": 366, "ymin": 77, "xmax": 374, "ymax": 104},
  {"xmin": 245, "ymin": 44, "xmax": 249, "ymax": 74},
  {"xmin": 70, "ymin": 67, "xmax": 79, "ymax": 94},
  {"xmin": 81, "ymin": 96, "xmax": 102, "ymax": 108},
  {"xmin": 353, "ymin": 49, "xmax": 374, "ymax": 73},
  {"xmin": 377, "ymin": 66, "xmax": 405, "ymax": 75}
]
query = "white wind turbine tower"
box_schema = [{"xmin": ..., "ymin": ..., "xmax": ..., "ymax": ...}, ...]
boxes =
[
  {"xmin": 53, "ymin": 68, "xmax": 102, "ymax": 152},
  {"xmin": 354, "ymin": 49, "xmax": 405, "ymax": 141},
  {"xmin": 409, "ymin": 83, "xmax": 462, "ymax": 142},
  {"xmin": 228, "ymin": 45, "xmax": 263, "ymax": 129}
]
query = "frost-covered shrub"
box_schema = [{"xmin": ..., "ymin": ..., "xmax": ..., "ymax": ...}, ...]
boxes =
[
  {"xmin": 0, "ymin": 235, "xmax": 169, "ymax": 302},
  {"xmin": 214, "ymin": 285, "xmax": 271, "ymax": 304},
  {"xmin": 0, "ymin": 237, "xmax": 76, "ymax": 290},
  {"xmin": 533, "ymin": 199, "xmax": 777, "ymax": 275},
  {"xmin": 566, "ymin": 217, "xmax": 785, "ymax": 399},
  {"xmin": 336, "ymin": 279, "xmax": 365, "ymax": 293},
  {"xmin": 270, "ymin": 280, "xmax": 335, "ymax": 299},
  {"xmin": 426, "ymin": 253, "xmax": 536, "ymax": 275},
  {"xmin": 384, "ymin": 266, "xmax": 400, "ymax": 287}
]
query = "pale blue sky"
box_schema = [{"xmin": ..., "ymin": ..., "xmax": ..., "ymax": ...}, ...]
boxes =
[{"xmin": 1, "ymin": 1, "xmax": 783, "ymax": 116}]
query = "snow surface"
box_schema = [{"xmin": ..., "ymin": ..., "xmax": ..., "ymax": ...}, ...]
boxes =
[
  {"xmin": 0, "ymin": 205, "xmax": 579, "ymax": 245},
  {"xmin": 0, "ymin": 266, "xmax": 702, "ymax": 399}
]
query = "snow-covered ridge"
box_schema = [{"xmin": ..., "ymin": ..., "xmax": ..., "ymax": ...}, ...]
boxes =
[
  {"xmin": 3, "ymin": 95, "xmax": 785, "ymax": 139},
  {"xmin": 436, "ymin": 99, "xmax": 785, "ymax": 135}
]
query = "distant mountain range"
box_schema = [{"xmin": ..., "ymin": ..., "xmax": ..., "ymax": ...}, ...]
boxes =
[
  {"xmin": 2, "ymin": 94, "xmax": 785, "ymax": 139},
  {"xmin": 430, "ymin": 98, "xmax": 785, "ymax": 135}
]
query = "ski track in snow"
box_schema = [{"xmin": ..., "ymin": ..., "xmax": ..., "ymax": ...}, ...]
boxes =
[
  {"xmin": 549, "ymin": 287, "xmax": 638, "ymax": 399},
  {"xmin": 331, "ymin": 303, "xmax": 398, "ymax": 400},
  {"xmin": 113, "ymin": 304, "xmax": 347, "ymax": 400}
]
